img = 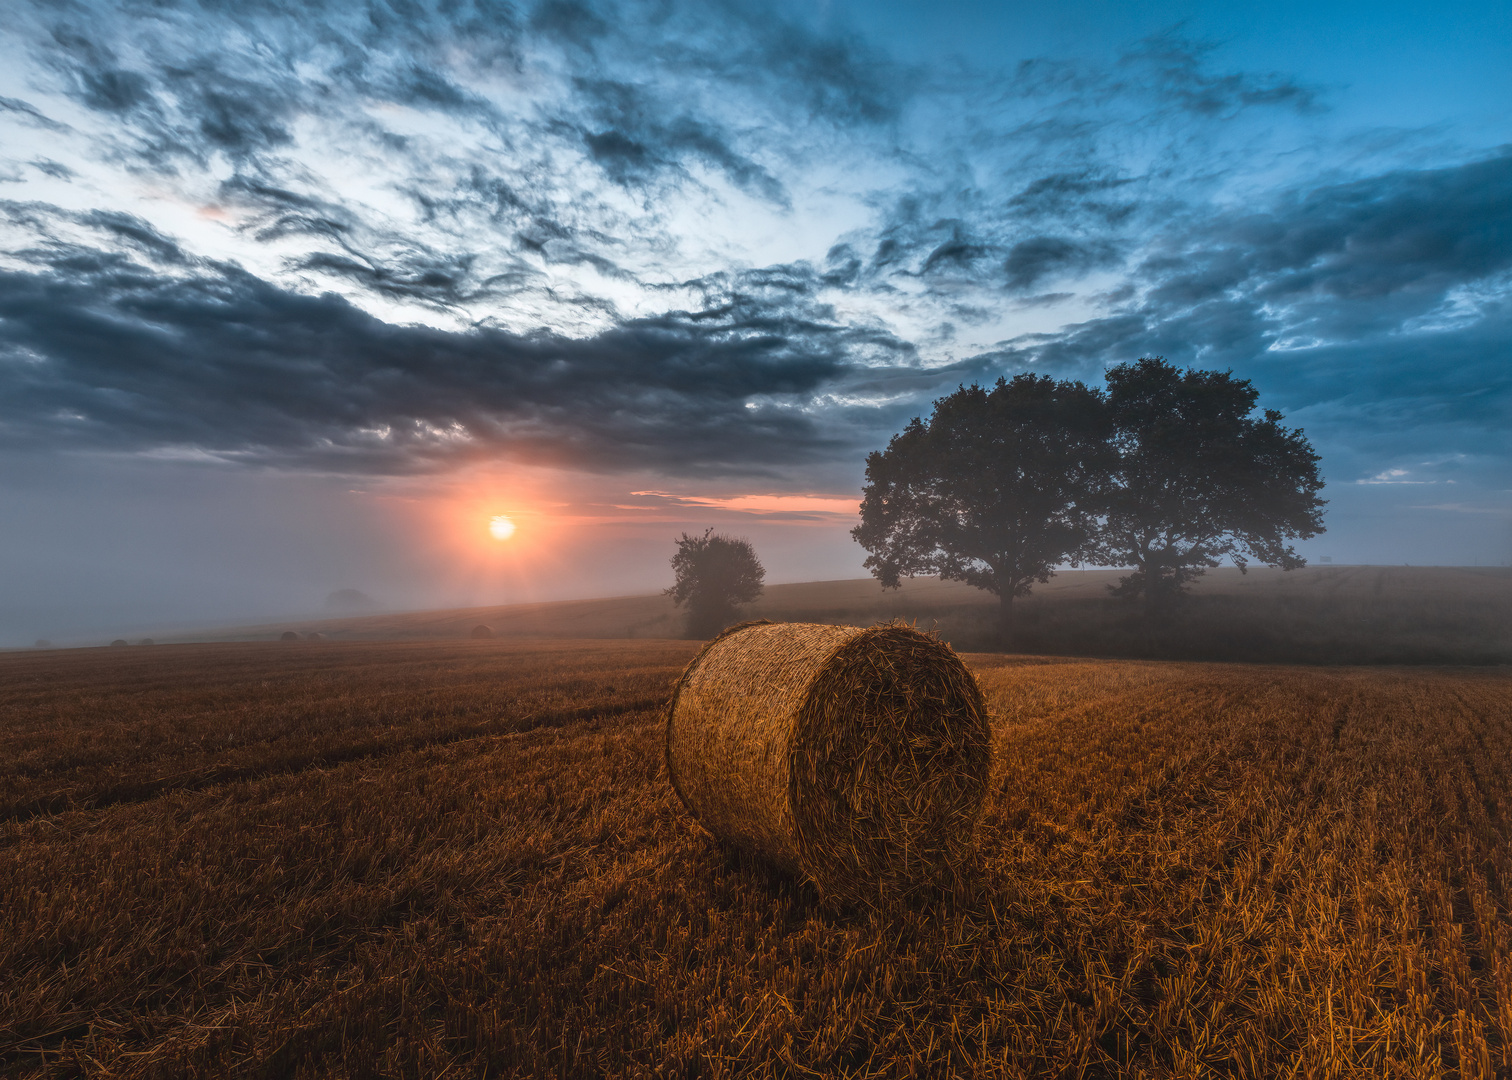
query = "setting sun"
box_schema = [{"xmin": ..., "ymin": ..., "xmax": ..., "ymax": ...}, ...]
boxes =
[{"xmin": 488, "ymin": 515, "xmax": 516, "ymax": 540}]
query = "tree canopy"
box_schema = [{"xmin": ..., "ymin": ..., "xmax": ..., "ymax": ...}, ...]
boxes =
[
  {"xmin": 851, "ymin": 374, "xmax": 1111, "ymax": 640},
  {"xmin": 1093, "ymin": 358, "xmax": 1326, "ymax": 615},
  {"xmin": 853, "ymin": 360, "xmax": 1327, "ymax": 637},
  {"xmin": 665, "ymin": 529, "xmax": 766, "ymax": 639}
]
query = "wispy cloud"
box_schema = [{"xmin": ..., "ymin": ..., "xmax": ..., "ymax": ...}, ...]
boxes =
[
  {"xmin": 1359, "ymin": 470, "xmax": 1433, "ymax": 485},
  {"xmin": 1410, "ymin": 503, "xmax": 1511, "ymax": 514}
]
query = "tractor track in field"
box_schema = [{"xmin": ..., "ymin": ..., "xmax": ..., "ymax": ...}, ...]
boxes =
[{"xmin": 0, "ymin": 696, "xmax": 667, "ymax": 827}]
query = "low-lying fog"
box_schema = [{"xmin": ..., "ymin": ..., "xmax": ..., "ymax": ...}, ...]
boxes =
[{"xmin": 3, "ymin": 456, "xmax": 1508, "ymax": 647}]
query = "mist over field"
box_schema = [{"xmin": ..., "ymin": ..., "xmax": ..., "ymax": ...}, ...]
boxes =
[{"xmin": 4, "ymin": 462, "xmax": 1507, "ymax": 647}]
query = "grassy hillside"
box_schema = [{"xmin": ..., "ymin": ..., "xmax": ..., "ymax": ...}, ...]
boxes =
[
  {"xmin": 186, "ymin": 564, "xmax": 1512, "ymax": 664},
  {"xmin": 3, "ymin": 639, "xmax": 1511, "ymax": 1076}
]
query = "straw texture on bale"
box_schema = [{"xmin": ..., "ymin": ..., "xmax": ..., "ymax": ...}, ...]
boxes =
[{"xmin": 666, "ymin": 621, "xmax": 990, "ymax": 906}]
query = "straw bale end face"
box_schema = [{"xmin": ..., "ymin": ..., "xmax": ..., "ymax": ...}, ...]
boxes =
[{"xmin": 666, "ymin": 621, "xmax": 991, "ymax": 908}]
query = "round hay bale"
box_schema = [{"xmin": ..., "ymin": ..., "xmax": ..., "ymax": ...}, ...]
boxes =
[
  {"xmin": 109, "ymin": 639, "xmax": 129, "ymax": 647},
  {"xmin": 470, "ymin": 624, "xmax": 495, "ymax": 639},
  {"xmin": 279, "ymin": 631, "xmax": 300, "ymax": 642},
  {"xmin": 666, "ymin": 621, "xmax": 991, "ymax": 907}
]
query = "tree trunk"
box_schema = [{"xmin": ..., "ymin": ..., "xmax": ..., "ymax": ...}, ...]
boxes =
[
  {"xmin": 998, "ymin": 589, "xmax": 1015, "ymax": 648},
  {"xmin": 1143, "ymin": 563, "xmax": 1172, "ymax": 622}
]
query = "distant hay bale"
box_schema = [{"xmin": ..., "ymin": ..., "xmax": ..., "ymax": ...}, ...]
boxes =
[
  {"xmin": 305, "ymin": 632, "xmax": 326, "ymax": 641},
  {"xmin": 109, "ymin": 639, "xmax": 129, "ymax": 647},
  {"xmin": 666, "ymin": 621, "xmax": 991, "ymax": 907},
  {"xmin": 470, "ymin": 624, "xmax": 495, "ymax": 639},
  {"xmin": 279, "ymin": 631, "xmax": 300, "ymax": 642}
]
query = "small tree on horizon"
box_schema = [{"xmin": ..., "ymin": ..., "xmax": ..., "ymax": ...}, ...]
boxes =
[
  {"xmin": 851, "ymin": 374, "xmax": 1112, "ymax": 643},
  {"xmin": 666, "ymin": 529, "xmax": 766, "ymax": 639},
  {"xmin": 1093, "ymin": 357, "xmax": 1326, "ymax": 617}
]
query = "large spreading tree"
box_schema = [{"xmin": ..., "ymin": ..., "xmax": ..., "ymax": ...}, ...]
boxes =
[
  {"xmin": 852, "ymin": 374, "xmax": 1112, "ymax": 642},
  {"xmin": 1093, "ymin": 357, "xmax": 1326, "ymax": 616},
  {"xmin": 666, "ymin": 529, "xmax": 766, "ymax": 639}
]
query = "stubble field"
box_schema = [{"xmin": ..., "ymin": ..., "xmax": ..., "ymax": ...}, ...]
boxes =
[{"xmin": 3, "ymin": 637, "xmax": 1512, "ymax": 1077}]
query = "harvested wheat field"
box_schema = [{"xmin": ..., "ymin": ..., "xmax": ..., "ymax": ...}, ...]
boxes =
[{"xmin": 3, "ymin": 638, "xmax": 1512, "ymax": 1077}]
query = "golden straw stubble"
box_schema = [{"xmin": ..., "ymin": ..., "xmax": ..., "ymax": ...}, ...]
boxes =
[{"xmin": 665, "ymin": 620, "xmax": 992, "ymax": 906}]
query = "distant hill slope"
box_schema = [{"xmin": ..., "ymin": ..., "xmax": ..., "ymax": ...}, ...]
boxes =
[{"xmin": 186, "ymin": 565, "xmax": 1512, "ymax": 665}]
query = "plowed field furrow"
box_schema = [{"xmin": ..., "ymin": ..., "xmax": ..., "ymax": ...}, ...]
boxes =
[
  {"xmin": 0, "ymin": 639, "xmax": 701, "ymax": 822},
  {"xmin": 0, "ymin": 696, "xmax": 666, "ymax": 825}
]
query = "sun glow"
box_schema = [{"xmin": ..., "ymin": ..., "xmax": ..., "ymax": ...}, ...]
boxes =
[{"xmin": 488, "ymin": 514, "xmax": 517, "ymax": 540}]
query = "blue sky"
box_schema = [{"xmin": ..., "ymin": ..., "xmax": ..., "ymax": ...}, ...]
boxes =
[{"xmin": 0, "ymin": 0, "xmax": 1508, "ymax": 641}]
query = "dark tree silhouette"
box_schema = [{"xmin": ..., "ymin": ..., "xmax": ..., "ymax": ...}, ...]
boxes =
[
  {"xmin": 1094, "ymin": 358, "xmax": 1326, "ymax": 617},
  {"xmin": 852, "ymin": 374, "xmax": 1112, "ymax": 642},
  {"xmin": 666, "ymin": 529, "xmax": 766, "ymax": 638}
]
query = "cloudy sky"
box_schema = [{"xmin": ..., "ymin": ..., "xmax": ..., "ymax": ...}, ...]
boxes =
[{"xmin": 2, "ymin": 0, "xmax": 1509, "ymax": 642}]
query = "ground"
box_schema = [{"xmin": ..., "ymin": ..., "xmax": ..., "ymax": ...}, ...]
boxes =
[{"xmin": 4, "ymin": 637, "xmax": 1511, "ymax": 1077}]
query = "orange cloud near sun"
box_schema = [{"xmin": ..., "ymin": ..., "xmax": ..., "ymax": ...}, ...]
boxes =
[{"xmin": 630, "ymin": 491, "xmax": 859, "ymax": 518}]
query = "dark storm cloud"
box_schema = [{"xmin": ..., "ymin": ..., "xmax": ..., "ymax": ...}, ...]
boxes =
[
  {"xmin": 1120, "ymin": 34, "xmax": 1320, "ymax": 117},
  {"xmin": 573, "ymin": 78, "xmax": 788, "ymax": 203},
  {"xmin": 1008, "ymin": 171, "xmax": 1139, "ymax": 226},
  {"xmin": 213, "ymin": 175, "xmax": 565, "ymax": 309},
  {"xmin": 77, "ymin": 209, "xmax": 189, "ymax": 263},
  {"xmin": 530, "ymin": 0, "xmax": 905, "ymax": 122},
  {"xmin": 1005, "ymin": 30, "xmax": 1321, "ymax": 121},
  {"xmin": 0, "ymin": 225, "xmax": 926, "ymax": 475},
  {"xmin": 1238, "ymin": 153, "xmax": 1512, "ymax": 305},
  {"xmin": 861, "ymin": 205, "xmax": 1125, "ymax": 295},
  {"xmin": 31, "ymin": 159, "xmax": 77, "ymax": 180},
  {"xmin": 1001, "ymin": 149, "xmax": 1512, "ymax": 373},
  {"xmin": 964, "ymin": 150, "xmax": 1512, "ymax": 485},
  {"xmin": 295, "ymin": 250, "xmax": 483, "ymax": 308},
  {"xmin": 395, "ymin": 164, "xmax": 632, "ymax": 284},
  {"xmin": 1003, "ymin": 236, "xmax": 1121, "ymax": 292},
  {"xmin": 0, "ymin": 95, "xmax": 69, "ymax": 131},
  {"xmin": 77, "ymin": 67, "xmax": 154, "ymax": 114},
  {"xmin": 537, "ymin": 0, "xmax": 904, "ymax": 197},
  {"xmin": 528, "ymin": 0, "xmax": 610, "ymax": 47},
  {"xmin": 738, "ymin": 14, "xmax": 904, "ymax": 126},
  {"xmin": 221, "ymin": 179, "xmax": 360, "ymax": 247}
]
